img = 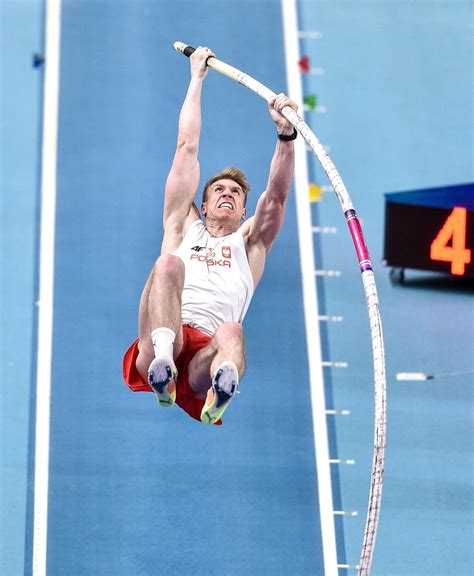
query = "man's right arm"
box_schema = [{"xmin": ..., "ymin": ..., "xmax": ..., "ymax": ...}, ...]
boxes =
[{"xmin": 162, "ymin": 47, "xmax": 215, "ymax": 245}]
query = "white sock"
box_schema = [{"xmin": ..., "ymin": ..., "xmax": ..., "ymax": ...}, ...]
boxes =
[{"xmin": 151, "ymin": 327, "xmax": 175, "ymax": 360}]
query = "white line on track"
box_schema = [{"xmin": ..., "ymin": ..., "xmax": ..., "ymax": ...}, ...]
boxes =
[
  {"xmin": 281, "ymin": 1, "xmax": 338, "ymax": 574},
  {"xmin": 33, "ymin": 1, "xmax": 62, "ymax": 574}
]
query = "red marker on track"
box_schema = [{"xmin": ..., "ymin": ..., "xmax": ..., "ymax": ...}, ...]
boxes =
[{"xmin": 298, "ymin": 55, "xmax": 311, "ymax": 73}]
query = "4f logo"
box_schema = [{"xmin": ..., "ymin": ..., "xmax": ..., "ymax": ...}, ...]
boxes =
[
  {"xmin": 222, "ymin": 246, "xmax": 231, "ymax": 259},
  {"xmin": 191, "ymin": 246, "xmax": 205, "ymax": 252}
]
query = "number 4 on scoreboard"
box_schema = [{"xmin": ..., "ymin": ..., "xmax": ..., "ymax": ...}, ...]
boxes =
[{"xmin": 430, "ymin": 207, "xmax": 471, "ymax": 275}]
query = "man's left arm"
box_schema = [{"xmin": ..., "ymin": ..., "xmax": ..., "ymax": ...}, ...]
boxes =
[{"xmin": 242, "ymin": 94, "xmax": 297, "ymax": 253}]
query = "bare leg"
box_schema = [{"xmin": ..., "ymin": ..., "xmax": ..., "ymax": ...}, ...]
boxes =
[
  {"xmin": 136, "ymin": 254, "xmax": 185, "ymax": 381},
  {"xmin": 188, "ymin": 322, "xmax": 246, "ymax": 399}
]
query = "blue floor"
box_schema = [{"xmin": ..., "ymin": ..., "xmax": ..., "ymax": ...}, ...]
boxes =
[
  {"xmin": 1, "ymin": 1, "xmax": 43, "ymax": 574},
  {"xmin": 1, "ymin": 1, "xmax": 473, "ymax": 575}
]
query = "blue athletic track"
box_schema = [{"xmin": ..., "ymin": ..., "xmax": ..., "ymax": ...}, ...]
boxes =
[{"xmin": 1, "ymin": 1, "xmax": 472, "ymax": 575}]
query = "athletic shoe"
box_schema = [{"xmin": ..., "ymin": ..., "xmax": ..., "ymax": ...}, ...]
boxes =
[
  {"xmin": 147, "ymin": 356, "xmax": 177, "ymax": 408},
  {"xmin": 201, "ymin": 361, "xmax": 239, "ymax": 425}
]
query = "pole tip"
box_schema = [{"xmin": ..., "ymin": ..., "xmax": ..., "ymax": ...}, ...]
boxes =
[{"xmin": 173, "ymin": 41, "xmax": 186, "ymax": 53}]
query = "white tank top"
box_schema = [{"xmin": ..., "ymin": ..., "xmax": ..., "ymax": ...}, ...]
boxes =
[{"xmin": 173, "ymin": 219, "xmax": 254, "ymax": 336}]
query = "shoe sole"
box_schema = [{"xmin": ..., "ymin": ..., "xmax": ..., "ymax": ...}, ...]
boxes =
[
  {"xmin": 201, "ymin": 362, "xmax": 239, "ymax": 425},
  {"xmin": 148, "ymin": 357, "xmax": 177, "ymax": 408}
]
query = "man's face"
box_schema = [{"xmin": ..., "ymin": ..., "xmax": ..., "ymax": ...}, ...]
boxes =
[{"xmin": 201, "ymin": 179, "xmax": 247, "ymax": 224}]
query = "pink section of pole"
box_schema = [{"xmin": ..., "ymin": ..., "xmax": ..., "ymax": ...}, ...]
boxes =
[{"xmin": 345, "ymin": 209, "xmax": 372, "ymax": 271}]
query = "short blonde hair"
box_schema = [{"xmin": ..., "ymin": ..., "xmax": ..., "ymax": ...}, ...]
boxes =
[{"xmin": 202, "ymin": 167, "xmax": 250, "ymax": 206}]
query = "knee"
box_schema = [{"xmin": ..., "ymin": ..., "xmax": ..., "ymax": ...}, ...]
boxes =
[
  {"xmin": 152, "ymin": 254, "xmax": 184, "ymax": 284},
  {"xmin": 215, "ymin": 322, "xmax": 243, "ymax": 342}
]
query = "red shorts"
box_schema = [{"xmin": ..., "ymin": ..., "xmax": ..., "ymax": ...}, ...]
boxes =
[{"xmin": 122, "ymin": 325, "xmax": 222, "ymax": 425}]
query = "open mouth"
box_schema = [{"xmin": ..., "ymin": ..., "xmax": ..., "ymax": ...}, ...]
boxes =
[{"xmin": 218, "ymin": 202, "xmax": 234, "ymax": 210}]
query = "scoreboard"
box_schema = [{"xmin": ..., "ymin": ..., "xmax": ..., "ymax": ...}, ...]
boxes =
[{"xmin": 384, "ymin": 183, "xmax": 474, "ymax": 279}]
